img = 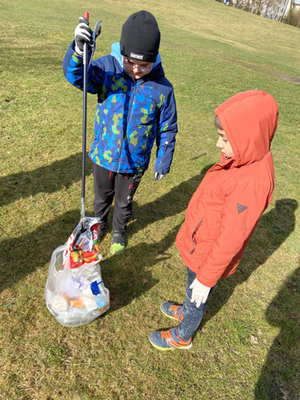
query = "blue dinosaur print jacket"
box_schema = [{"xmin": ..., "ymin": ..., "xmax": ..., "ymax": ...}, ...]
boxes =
[{"xmin": 63, "ymin": 41, "xmax": 178, "ymax": 174}]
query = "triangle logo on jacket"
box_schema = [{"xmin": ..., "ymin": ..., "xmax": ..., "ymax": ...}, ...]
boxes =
[{"xmin": 237, "ymin": 203, "xmax": 247, "ymax": 214}]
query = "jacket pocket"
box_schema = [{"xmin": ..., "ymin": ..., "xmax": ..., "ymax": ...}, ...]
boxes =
[{"xmin": 190, "ymin": 218, "xmax": 203, "ymax": 254}]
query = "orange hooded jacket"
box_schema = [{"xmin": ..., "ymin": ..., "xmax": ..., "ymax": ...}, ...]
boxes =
[{"xmin": 175, "ymin": 90, "xmax": 279, "ymax": 288}]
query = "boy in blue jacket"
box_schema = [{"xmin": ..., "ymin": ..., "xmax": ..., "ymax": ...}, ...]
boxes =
[{"xmin": 63, "ymin": 11, "xmax": 178, "ymax": 255}]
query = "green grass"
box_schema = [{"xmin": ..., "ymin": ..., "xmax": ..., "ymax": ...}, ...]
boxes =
[{"xmin": 1, "ymin": 0, "xmax": 300, "ymax": 398}]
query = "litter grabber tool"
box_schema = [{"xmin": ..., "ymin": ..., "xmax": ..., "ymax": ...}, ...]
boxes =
[
  {"xmin": 45, "ymin": 13, "xmax": 109, "ymax": 327},
  {"xmin": 81, "ymin": 12, "xmax": 102, "ymax": 218}
]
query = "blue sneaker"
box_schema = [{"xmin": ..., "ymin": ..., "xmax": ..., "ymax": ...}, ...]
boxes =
[
  {"xmin": 149, "ymin": 327, "xmax": 192, "ymax": 351},
  {"xmin": 161, "ymin": 302, "xmax": 184, "ymax": 321}
]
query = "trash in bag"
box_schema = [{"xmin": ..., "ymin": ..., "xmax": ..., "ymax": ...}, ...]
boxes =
[
  {"xmin": 64, "ymin": 216, "xmax": 101, "ymax": 269},
  {"xmin": 45, "ymin": 217, "xmax": 110, "ymax": 327}
]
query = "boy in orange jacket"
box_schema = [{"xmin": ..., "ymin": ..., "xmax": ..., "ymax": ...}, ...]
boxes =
[{"xmin": 149, "ymin": 90, "xmax": 279, "ymax": 350}]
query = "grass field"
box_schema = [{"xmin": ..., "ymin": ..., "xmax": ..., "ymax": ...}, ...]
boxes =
[{"xmin": 1, "ymin": 0, "xmax": 300, "ymax": 399}]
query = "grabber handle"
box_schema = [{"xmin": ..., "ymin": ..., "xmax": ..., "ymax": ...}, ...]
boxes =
[{"xmin": 81, "ymin": 11, "xmax": 89, "ymax": 219}]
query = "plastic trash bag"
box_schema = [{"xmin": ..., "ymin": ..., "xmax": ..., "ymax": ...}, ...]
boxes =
[{"xmin": 45, "ymin": 217, "xmax": 110, "ymax": 327}]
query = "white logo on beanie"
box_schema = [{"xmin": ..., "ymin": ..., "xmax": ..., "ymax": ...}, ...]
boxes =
[{"xmin": 130, "ymin": 52, "xmax": 144, "ymax": 60}]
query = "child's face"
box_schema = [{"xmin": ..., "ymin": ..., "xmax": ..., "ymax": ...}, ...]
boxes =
[
  {"xmin": 123, "ymin": 57, "xmax": 153, "ymax": 80},
  {"xmin": 216, "ymin": 129, "xmax": 234, "ymax": 159}
]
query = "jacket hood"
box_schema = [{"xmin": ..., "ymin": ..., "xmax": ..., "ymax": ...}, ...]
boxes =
[{"xmin": 215, "ymin": 90, "xmax": 279, "ymax": 167}]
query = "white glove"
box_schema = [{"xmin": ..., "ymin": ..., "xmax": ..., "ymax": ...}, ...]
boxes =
[
  {"xmin": 190, "ymin": 278, "xmax": 211, "ymax": 307},
  {"xmin": 154, "ymin": 172, "xmax": 165, "ymax": 181}
]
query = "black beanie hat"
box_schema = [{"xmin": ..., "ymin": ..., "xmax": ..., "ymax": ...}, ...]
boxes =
[{"xmin": 120, "ymin": 11, "xmax": 160, "ymax": 63}]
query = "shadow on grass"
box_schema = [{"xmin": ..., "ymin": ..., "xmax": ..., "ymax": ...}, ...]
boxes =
[
  {"xmin": 0, "ymin": 210, "xmax": 81, "ymax": 292},
  {"xmin": 0, "ymin": 164, "xmax": 211, "ymax": 300},
  {"xmin": 101, "ymin": 223, "xmax": 183, "ymax": 313},
  {"xmin": 254, "ymin": 263, "xmax": 300, "ymax": 400},
  {"xmin": 0, "ymin": 207, "xmax": 171, "ymax": 318},
  {"xmin": 0, "ymin": 153, "xmax": 91, "ymax": 208}
]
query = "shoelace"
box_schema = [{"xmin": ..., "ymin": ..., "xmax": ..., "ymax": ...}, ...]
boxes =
[
  {"xmin": 161, "ymin": 330, "xmax": 173, "ymax": 341},
  {"xmin": 161, "ymin": 329, "xmax": 191, "ymax": 347},
  {"xmin": 170, "ymin": 305, "xmax": 183, "ymax": 320},
  {"xmin": 170, "ymin": 305, "xmax": 179, "ymax": 314}
]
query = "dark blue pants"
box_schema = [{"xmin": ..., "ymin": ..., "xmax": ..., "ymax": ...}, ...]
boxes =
[{"xmin": 177, "ymin": 267, "xmax": 213, "ymax": 341}]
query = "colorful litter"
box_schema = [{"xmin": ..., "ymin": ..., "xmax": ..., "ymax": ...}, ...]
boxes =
[{"xmin": 45, "ymin": 217, "xmax": 110, "ymax": 327}]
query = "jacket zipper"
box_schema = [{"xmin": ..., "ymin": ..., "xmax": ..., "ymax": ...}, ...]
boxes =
[{"xmin": 190, "ymin": 218, "xmax": 203, "ymax": 254}]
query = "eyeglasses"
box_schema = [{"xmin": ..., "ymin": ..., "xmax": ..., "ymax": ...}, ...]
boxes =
[{"xmin": 123, "ymin": 58, "xmax": 153, "ymax": 73}]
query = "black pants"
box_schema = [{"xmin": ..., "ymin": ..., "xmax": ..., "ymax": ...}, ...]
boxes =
[{"xmin": 92, "ymin": 163, "xmax": 143, "ymax": 233}]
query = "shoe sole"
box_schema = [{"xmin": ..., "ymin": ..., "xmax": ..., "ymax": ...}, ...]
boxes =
[
  {"xmin": 110, "ymin": 246, "xmax": 125, "ymax": 255},
  {"xmin": 160, "ymin": 308, "xmax": 181, "ymax": 321},
  {"xmin": 149, "ymin": 337, "xmax": 192, "ymax": 351}
]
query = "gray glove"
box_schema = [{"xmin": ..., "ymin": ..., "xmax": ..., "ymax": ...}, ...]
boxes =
[
  {"xmin": 154, "ymin": 172, "xmax": 165, "ymax": 181},
  {"xmin": 74, "ymin": 17, "xmax": 101, "ymax": 56}
]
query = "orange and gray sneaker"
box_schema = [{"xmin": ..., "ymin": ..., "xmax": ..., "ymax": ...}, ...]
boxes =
[
  {"xmin": 149, "ymin": 327, "xmax": 192, "ymax": 351},
  {"xmin": 160, "ymin": 302, "xmax": 184, "ymax": 321}
]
